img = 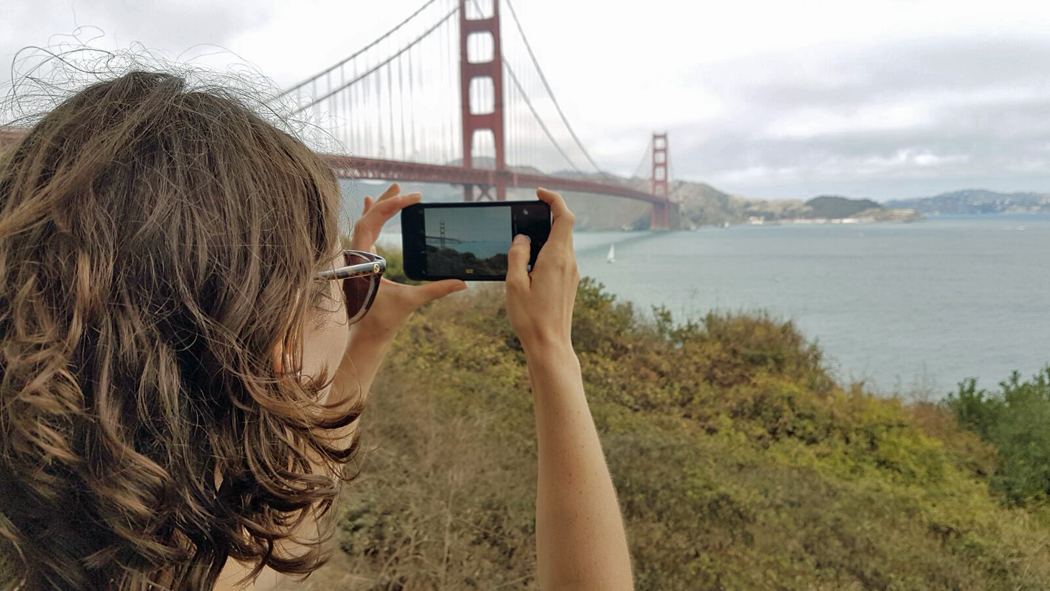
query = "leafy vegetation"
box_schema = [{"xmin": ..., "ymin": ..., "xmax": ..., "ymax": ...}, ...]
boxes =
[
  {"xmin": 291, "ymin": 258, "xmax": 1050, "ymax": 590},
  {"xmin": 946, "ymin": 369, "xmax": 1050, "ymax": 505}
]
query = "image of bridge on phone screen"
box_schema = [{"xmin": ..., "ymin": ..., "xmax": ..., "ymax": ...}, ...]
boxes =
[{"xmin": 425, "ymin": 206, "xmax": 512, "ymax": 276}]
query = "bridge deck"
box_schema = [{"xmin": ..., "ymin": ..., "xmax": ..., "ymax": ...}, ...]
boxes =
[
  {"xmin": 324, "ymin": 155, "xmax": 669, "ymax": 205},
  {"xmin": 0, "ymin": 129, "xmax": 670, "ymax": 209}
]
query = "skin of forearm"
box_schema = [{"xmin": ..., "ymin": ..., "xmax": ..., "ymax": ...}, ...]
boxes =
[
  {"xmin": 318, "ymin": 330, "xmax": 396, "ymax": 454},
  {"xmin": 332, "ymin": 330, "xmax": 396, "ymax": 407},
  {"xmin": 524, "ymin": 344, "xmax": 634, "ymax": 591}
]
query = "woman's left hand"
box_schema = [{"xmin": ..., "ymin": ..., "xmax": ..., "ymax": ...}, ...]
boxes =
[{"xmin": 347, "ymin": 183, "xmax": 466, "ymax": 345}]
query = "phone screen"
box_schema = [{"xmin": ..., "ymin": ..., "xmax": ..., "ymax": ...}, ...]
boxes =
[
  {"xmin": 425, "ymin": 205, "xmax": 511, "ymax": 276},
  {"xmin": 401, "ymin": 201, "xmax": 551, "ymax": 281}
]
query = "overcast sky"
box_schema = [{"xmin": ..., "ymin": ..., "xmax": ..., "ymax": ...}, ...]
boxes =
[{"xmin": 3, "ymin": 0, "xmax": 1050, "ymax": 200}]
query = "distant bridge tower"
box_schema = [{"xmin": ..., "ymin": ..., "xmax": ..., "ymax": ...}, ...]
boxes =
[
  {"xmin": 650, "ymin": 132, "xmax": 671, "ymax": 230},
  {"xmin": 439, "ymin": 219, "xmax": 447, "ymax": 248},
  {"xmin": 459, "ymin": 0, "xmax": 507, "ymax": 201}
]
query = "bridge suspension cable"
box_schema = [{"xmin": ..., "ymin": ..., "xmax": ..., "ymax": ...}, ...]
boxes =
[
  {"xmin": 480, "ymin": 0, "xmax": 591, "ymax": 174},
  {"xmin": 291, "ymin": 6, "xmax": 458, "ymax": 115},
  {"xmin": 503, "ymin": 62, "xmax": 584, "ymax": 174},
  {"xmin": 632, "ymin": 142, "xmax": 653, "ymax": 180},
  {"xmin": 282, "ymin": 0, "xmax": 660, "ymax": 197},
  {"xmin": 501, "ymin": 0, "xmax": 609, "ymax": 176},
  {"xmin": 278, "ymin": 0, "xmax": 441, "ymax": 100}
]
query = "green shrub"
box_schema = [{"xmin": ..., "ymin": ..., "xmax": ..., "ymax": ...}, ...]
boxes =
[
  {"xmin": 294, "ymin": 257, "xmax": 1050, "ymax": 590},
  {"xmin": 947, "ymin": 368, "xmax": 1050, "ymax": 504}
]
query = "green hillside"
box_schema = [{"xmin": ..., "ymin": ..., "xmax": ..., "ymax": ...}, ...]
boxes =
[
  {"xmin": 805, "ymin": 195, "xmax": 882, "ymax": 219},
  {"xmin": 289, "ymin": 256, "xmax": 1050, "ymax": 591}
]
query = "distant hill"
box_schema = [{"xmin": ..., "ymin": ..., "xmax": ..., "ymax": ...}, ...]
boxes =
[
  {"xmin": 885, "ymin": 189, "xmax": 1050, "ymax": 214},
  {"xmin": 563, "ymin": 179, "xmax": 920, "ymax": 229},
  {"xmin": 804, "ymin": 195, "xmax": 881, "ymax": 219},
  {"xmin": 338, "ymin": 169, "xmax": 922, "ymax": 232}
]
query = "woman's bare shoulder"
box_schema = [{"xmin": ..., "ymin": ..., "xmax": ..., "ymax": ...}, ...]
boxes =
[{"xmin": 213, "ymin": 560, "xmax": 285, "ymax": 591}]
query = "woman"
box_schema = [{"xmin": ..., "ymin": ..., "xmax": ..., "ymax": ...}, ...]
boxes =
[{"xmin": 0, "ymin": 70, "xmax": 633, "ymax": 590}]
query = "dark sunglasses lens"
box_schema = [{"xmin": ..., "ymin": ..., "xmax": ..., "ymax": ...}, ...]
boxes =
[{"xmin": 342, "ymin": 251, "xmax": 379, "ymax": 322}]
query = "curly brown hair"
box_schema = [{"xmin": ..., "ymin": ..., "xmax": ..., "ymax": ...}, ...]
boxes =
[{"xmin": 0, "ymin": 70, "xmax": 362, "ymax": 590}]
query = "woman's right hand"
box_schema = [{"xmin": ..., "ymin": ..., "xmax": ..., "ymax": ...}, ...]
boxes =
[
  {"xmin": 506, "ymin": 188, "xmax": 580, "ymax": 354},
  {"xmin": 508, "ymin": 190, "xmax": 634, "ymax": 591}
]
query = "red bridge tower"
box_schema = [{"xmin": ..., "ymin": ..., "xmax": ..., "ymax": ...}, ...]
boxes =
[
  {"xmin": 459, "ymin": 0, "xmax": 506, "ymax": 201},
  {"xmin": 650, "ymin": 132, "xmax": 671, "ymax": 230}
]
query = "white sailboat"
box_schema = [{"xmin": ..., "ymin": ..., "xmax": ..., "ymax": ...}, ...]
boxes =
[{"xmin": 606, "ymin": 244, "xmax": 616, "ymax": 264}]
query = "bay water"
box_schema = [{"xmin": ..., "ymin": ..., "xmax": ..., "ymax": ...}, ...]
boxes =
[
  {"xmin": 573, "ymin": 214, "xmax": 1050, "ymax": 396},
  {"xmin": 352, "ymin": 173, "xmax": 1050, "ymax": 399}
]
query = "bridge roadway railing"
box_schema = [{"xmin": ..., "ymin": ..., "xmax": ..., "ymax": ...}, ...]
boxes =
[
  {"xmin": 0, "ymin": 131, "xmax": 676, "ymax": 229},
  {"xmin": 324, "ymin": 154, "xmax": 672, "ymax": 206}
]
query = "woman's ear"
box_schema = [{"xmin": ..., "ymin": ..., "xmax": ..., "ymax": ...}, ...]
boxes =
[
  {"xmin": 274, "ymin": 337, "xmax": 304, "ymax": 378},
  {"xmin": 273, "ymin": 339, "xmax": 294, "ymax": 376},
  {"xmin": 273, "ymin": 343, "xmax": 285, "ymax": 375}
]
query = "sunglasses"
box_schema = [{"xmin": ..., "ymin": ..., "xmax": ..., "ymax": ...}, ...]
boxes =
[{"xmin": 318, "ymin": 250, "xmax": 386, "ymax": 324}]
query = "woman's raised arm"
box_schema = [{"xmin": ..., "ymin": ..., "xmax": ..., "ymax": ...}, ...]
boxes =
[{"xmin": 505, "ymin": 189, "xmax": 634, "ymax": 591}]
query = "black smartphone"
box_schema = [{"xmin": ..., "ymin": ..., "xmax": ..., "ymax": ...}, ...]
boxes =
[{"xmin": 401, "ymin": 201, "xmax": 551, "ymax": 281}]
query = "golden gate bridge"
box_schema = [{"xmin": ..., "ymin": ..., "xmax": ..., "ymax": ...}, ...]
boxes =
[
  {"xmin": 288, "ymin": 0, "xmax": 677, "ymax": 230},
  {"xmin": 0, "ymin": 0, "xmax": 679, "ymax": 230}
]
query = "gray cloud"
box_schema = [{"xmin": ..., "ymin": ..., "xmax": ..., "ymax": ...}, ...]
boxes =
[
  {"xmin": 2, "ymin": 0, "xmax": 1048, "ymax": 201},
  {"xmin": 664, "ymin": 35, "xmax": 1050, "ymax": 199},
  {"xmin": 719, "ymin": 38, "xmax": 1050, "ymax": 107},
  {"xmin": 0, "ymin": 0, "xmax": 275, "ymax": 86},
  {"xmin": 79, "ymin": 0, "xmax": 273, "ymax": 51}
]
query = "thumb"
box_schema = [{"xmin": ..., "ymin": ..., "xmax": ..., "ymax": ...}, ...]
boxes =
[
  {"xmin": 506, "ymin": 234, "xmax": 531, "ymax": 290},
  {"xmin": 411, "ymin": 279, "xmax": 467, "ymax": 307}
]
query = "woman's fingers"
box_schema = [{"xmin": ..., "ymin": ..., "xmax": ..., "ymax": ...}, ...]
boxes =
[
  {"xmin": 362, "ymin": 183, "xmax": 397, "ymax": 215},
  {"xmin": 536, "ymin": 188, "xmax": 575, "ymax": 247},
  {"xmin": 537, "ymin": 187, "xmax": 569, "ymax": 218},
  {"xmin": 506, "ymin": 234, "xmax": 532, "ymax": 293},
  {"xmin": 379, "ymin": 277, "xmax": 466, "ymax": 311},
  {"xmin": 350, "ymin": 191, "xmax": 422, "ymax": 251},
  {"xmin": 505, "ymin": 190, "xmax": 578, "ymax": 352},
  {"xmin": 410, "ymin": 279, "xmax": 467, "ymax": 307},
  {"xmin": 367, "ymin": 193, "xmax": 420, "ymax": 231},
  {"xmin": 377, "ymin": 183, "xmax": 401, "ymax": 203}
]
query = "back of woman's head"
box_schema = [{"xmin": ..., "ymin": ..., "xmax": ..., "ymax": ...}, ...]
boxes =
[{"xmin": 0, "ymin": 68, "xmax": 360, "ymax": 589}]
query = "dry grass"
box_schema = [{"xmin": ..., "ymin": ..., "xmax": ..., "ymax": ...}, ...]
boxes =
[{"xmin": 278, "ymin": 277, "xmax": 1050, "ymax": 590}]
